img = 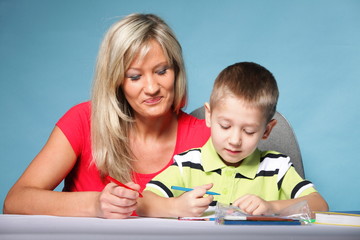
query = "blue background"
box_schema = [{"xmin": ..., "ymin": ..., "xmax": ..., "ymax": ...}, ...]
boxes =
[{"xmin": 1, "ymin": 0, "xmax": 359, "ymax": 212}]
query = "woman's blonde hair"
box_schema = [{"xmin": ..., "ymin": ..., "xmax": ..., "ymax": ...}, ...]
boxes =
[{"xmin": 91, "ymin": 13, "xmax": 187, "ymax": 182}]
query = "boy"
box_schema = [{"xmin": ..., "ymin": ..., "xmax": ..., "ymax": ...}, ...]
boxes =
[{"xmin": 137, "ymin": 62, "xmax": 328, "ymax": 218}]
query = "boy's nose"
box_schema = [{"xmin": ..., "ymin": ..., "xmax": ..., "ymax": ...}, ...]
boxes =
[{"xmin": 228, "ymin": 131, "xmax": 241, "ymax": 146}]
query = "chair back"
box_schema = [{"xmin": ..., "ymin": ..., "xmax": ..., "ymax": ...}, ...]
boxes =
[{"xmin": 189, "ymin": 107, "xmax": 305, "ymax": 178}]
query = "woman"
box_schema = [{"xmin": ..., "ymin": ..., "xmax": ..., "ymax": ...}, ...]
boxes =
[{"xmin": 4, "ymin": 13, "xmax": 210, "ymax": 219}]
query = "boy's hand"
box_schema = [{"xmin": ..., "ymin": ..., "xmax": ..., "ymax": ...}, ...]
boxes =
[
  {"xmin": 173, "ymin": 183, "xmax": 214, "ymax": 217},
  {"xmin": 232, "ymin": 194, "xmax": 275, "ymax": 216}
]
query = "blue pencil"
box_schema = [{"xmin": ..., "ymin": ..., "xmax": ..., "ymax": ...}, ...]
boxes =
[
  {"xmin": 222, "ymin": 220, "xmax": 302, "ymax": 225},
  {"xmin": 171, "ymin": 186, "xmax": 220, "ymax": 195}
]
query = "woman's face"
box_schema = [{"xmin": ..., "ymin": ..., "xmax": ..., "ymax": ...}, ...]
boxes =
[{"xmin": 122, "ymin": 40, "xmax": 175, "ymax": 119}]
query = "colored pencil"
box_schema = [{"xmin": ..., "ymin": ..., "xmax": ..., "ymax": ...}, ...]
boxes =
[
  {"xmin": 106, "ymin": 176, "xmax": 143, "ymax": 197},
  {"xmin": 171, "ymin": 186, "xmax": 220, "ymax": 195}
]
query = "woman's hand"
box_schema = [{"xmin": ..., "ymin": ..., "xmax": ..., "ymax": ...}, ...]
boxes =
[
  {"xmin": 97, "ymin": 182, "xmax": 141, "ymax": 219},
  {"xmin": 173, "ymin": 183, "xmax": 214, "ymax": 217},
  {"xmin": 232, "ymin": 194, "xmax": 275, "ymax": 216}
]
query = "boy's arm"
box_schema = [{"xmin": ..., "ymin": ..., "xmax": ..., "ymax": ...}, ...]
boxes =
[
  {"xmin": 136, "ymin": 191, "xmax": 178, "ymax": 217},
  {"xmin": 137, "ymin": 185, "xmax": 214, "ymax": 218},
  {"xmin": 233, "ymin": 192, "xmax": 328, "ymax": 217},
  {"xmin": 270, "ymin": 192, "xmax": 329, "ymax": 214},
  {"xmin": 274, "ymin": 166, "xmax": 329, "ymax": 215}
]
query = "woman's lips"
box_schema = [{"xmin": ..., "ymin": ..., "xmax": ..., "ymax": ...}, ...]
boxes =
[{"xmin": 144, "ymin": 96, "xmax": 162, "ymax": 105}]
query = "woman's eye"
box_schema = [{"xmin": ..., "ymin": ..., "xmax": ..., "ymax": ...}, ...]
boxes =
[
  {"xmin": 157, "ymin": 67, "xmax": 168, "ymax": 75},
  {"xmin": 128, "ymin": 75, "xmax": 141, "ymax": 81}
]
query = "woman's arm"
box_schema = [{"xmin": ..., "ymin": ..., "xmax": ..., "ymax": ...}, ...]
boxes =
[
  {"xmin": 3, "ymin": 126, "xmax": 99, "ymax": 216},
  {"xmin": 3, "ymin": 126, "xmax": 140, "ymax": 218}
]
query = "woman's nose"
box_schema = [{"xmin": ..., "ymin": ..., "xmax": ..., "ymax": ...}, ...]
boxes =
[{"xmin": 144, "ymin": 75, "xmax": 160, "ymax": 95}]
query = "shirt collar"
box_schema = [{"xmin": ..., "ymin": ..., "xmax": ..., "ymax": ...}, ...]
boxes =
[{"xmin": 201, "ymin": 138, "xmax": 261, "ymax": 179}]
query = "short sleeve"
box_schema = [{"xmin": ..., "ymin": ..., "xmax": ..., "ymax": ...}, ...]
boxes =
[
  {"xmin": 280, "ymin": 166, "xmax": 318, "ymax": 199},
  {"xmin": 145, "ymin": 164, "xmax": 185, "ymax": 198},
  {"xmin": 56, "ymin": 102, "xmax": 91, "ymax": 156}
]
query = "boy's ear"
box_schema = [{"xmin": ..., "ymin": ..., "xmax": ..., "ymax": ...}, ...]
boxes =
[
  {"xmin": 204, "ymin": 103, "xmax": 211, "ymax": 128},
  {"xmin": 262, "ymin": 119, "xmax": 277, "ymax": 140}
]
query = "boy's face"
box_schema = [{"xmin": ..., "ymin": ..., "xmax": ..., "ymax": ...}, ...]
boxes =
[{"xmin": 205, "ymin": 96, "xmax": 276, "ymax": 167}]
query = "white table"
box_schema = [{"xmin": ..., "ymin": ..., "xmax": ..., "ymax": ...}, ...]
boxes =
[{"xmin": 0, "ymin": 214, "xmax": 359, "ymax": 240}]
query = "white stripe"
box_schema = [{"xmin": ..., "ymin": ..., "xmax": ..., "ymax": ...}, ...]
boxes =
[
  {"xmin": 173, "ymin": 150, "xmax": 202, "ymax": 175},
  {"xmin": 295, "ymin": 183, "xmax": 315, "ymax": 198},
  {"xmin": 146, "ymin": 183, "xmax": 170, "ymax": 198},
  {"xmin": 258, "ymin": 154, "xmax": 291, "ymax": 182},
  {"xmin": 174, "ymin": 149, "xmax": 202, "ymax": 164}
]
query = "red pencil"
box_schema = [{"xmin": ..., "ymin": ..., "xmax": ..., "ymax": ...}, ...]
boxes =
[{"xmin": 106, "ymin": 176, "xmax": 143, "ymax": 197}]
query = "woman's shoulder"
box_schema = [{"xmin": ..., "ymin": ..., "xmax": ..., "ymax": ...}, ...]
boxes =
[
  {"xmin": 60, "ymin": 101, "xmax": 91, "ymax": 119},
  {"xmin": 56, "ymin": 101, "xmax": 91, "ymax": 155},
  {"xmin": 67, "ymin": 101, "xmax": 91, "ymax": 113},
  {"xmin": 57, "ymin": 101, "xmax": 91, "ymax": 127},
  {"xmin": 178, "ymin": 110, "xmax": 206, "ymax": 127},
  {"xmin": 175, "ymin": 110, "xmax": 210, "ymax": 154}
]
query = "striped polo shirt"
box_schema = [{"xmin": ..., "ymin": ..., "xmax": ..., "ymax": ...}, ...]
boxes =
[{"xmin": 145, "ymin": 138, "xmax": 317, "ymax": 205}]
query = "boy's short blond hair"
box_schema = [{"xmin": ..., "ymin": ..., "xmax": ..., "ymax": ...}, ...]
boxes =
[{"xmin": 210, "ymin": 62, "xmax": 279, "ymax": 123}]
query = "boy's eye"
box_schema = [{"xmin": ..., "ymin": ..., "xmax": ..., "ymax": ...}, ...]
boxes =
[
  {"xmin": 244, "ymin": 129, "xmax": 256, "ymax": 135},
  {"xmin": 220, "ymin": 124, "xmax": 230, "ymax": 129}
]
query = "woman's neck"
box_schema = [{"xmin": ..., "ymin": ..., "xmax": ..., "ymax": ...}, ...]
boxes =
[
  {"xmin": 129, "ymin": 110, "xmax": 179, "ymax": 174},
  {"xmin": 131, "ymin": 110, "xmax": 178, "ymax": 140}
]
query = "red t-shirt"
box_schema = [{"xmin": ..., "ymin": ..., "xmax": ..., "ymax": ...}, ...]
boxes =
[{"xmin": 56, "ymin": 102, "xmax": 210, "ymax": 193}]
